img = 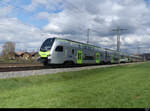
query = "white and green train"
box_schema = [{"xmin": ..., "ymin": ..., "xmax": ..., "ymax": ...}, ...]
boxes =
[{"xmin": 38, "ymin": 37, "xmax": 143, "ymax": 66}]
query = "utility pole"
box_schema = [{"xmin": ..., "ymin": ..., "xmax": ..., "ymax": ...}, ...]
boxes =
[
  {"xmin": 112, "ymin": 27, "xmax": 127, "ymax": 52},
  {"xmin": 87, "ymin": 28, "xmax": 90, "ymax": 44}
]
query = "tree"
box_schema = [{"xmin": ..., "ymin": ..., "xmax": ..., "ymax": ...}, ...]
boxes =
[{"xmin": 2, "ymin": 41, "xmax": 15, "ymax": 59}]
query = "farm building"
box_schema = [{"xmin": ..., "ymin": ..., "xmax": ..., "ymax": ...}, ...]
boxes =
[{"xmin": 15, "ymin": 51, "xmax": 39, "ymax": 60}]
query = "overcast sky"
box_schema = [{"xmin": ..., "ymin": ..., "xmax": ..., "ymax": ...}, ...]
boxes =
[{"xmin": 0, "ymin": 0, "xmax": 150, "ymax": 54}]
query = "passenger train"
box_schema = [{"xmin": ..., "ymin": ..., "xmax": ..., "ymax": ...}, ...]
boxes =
[{"xmin": 38, "ymin": 37, "xmax": 143, "ymax": 66}]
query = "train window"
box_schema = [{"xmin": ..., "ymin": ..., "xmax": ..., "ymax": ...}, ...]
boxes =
[
  {"xmin": 87, "ymin": 46, "xmax": 88, "ymax": 49},
  {"xmin": 72, "ymin": 49, "xmax": 74, "ymax": 54},
  {"xmin": 101, "ymin": 53, "xmax": 103, "ymax": 57},
  {"xmin": 89, "ymin": 47, "xmax": 91, "ymax": 50},
  {"xmin": 55, "ymin": 46, "xmax": 63, "ymax": 52},
  {"xmin": 79, "ymin": 45, "xmax": 82, "ymax": 49},
  {"xmin": 40, "ymin": 38, "xmax": 55, "ymax": 52},
  {"xmin": 84, "ymin": 46, "xmax": 87, "ymax": 49},
  {"xmin": 105, "ymin": 51, "xmax": 107, "ymax": 57},
  {"xmin": 83, "ymin": 46, "xmax": 86, "ymax": 49}
]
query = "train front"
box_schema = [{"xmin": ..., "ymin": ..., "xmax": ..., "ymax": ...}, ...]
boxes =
[{"xmin": 38, "ymin": 38, "xmax": 55, "ymax": 66}]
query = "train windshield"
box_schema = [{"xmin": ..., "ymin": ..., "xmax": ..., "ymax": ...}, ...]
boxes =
[{"xmin": 40, "ymin": 38, "xmax": 55, "ymax": 52}]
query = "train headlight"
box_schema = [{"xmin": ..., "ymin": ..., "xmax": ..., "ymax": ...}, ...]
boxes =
[
  {"xmin": 48, "ymin": 56, "xmax": 51, "ymax": 59},
  {"xmin": 48, "ymin": 54, "xmax": 51, "ymax": 59}
]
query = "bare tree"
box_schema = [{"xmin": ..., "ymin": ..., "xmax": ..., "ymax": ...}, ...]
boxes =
[{"xmin": 2, "ymin": 41, "xmax": 15, "ymax": 59}]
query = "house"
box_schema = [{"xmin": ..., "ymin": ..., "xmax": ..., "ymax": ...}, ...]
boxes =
[
  {"xmin": 15, "ymin": 52, "xmax": 31, "ymax": 60},
  {"xmin": 14, "ymin": 51, "xmax": 39, "ymax": 60},
  {"xmin": 15, "ymin": 51, "xmax": 24, "ymax": 57},
  {"xmin": 30, "ymin": 52, "xmax": 39, "ymax": 59},
  {"xmin": 22, "ymin": 52, "xmax": 32, "ymax": 60}
]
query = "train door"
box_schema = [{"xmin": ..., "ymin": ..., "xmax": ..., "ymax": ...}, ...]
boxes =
[
  {"xmin": 111, "ymin": 52, "xmax": 115, "ymax": 63},
  {"xmin": 108, "ymin": 52, "xmax": 111, "ymax": 63},
  {"xmin": 77, "ymin": 50, "xmax": 82, "ymax": 64},
  {"xmin": 69, "ymin": 48, "xmax": 76, "ymax": 62},
  {"xmin": 118, "ymin": 53, "xmax": 121, "ymax": 63},
  {"xmin": 64, "ymin": 48, "xmax": 68, "ymax": 58},
  {"xmin": 54, "ymin": 45, "xmax": 65, "ymax": 63},
  {"xmin": 96, "ymin": 52, "xmax": 100, "ymax": 64},
  {"xmin": 100, "ymin": 50, "xmax": 104, "ymax": 64},
  {"xmin": 104, "ymin": 51, "xmax": 107, "ymax": 63}
]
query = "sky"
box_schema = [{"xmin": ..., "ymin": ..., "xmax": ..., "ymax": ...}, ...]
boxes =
[{"xmin": 0, "ymin": 0, "xmax": 150, "ymax": 54}]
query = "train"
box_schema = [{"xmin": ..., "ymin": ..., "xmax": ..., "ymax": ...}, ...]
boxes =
[{"xmin": 38, "ymin": 37, "xmax": 143, "ymax": 66}]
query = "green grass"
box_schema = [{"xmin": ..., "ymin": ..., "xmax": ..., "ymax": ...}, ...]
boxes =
[
  {"xmin": 0, "ymin": 58, "xmax": 18, "ymax": 63},
  {"xmin": 0, "ymin": 62, "xmax": 150, "ymax": 108}
]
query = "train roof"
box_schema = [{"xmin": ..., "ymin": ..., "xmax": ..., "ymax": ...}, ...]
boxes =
[
  {"xmin": 51, "ymin": 37, "xmax": 131, "ymax": 55},
  {"xmin": 54, "ymin": 37, "xmax": 117, "ymax": 51},
  {"xmin": 55, "ymin": 37, "xmax": 103, "ymax": 49}
]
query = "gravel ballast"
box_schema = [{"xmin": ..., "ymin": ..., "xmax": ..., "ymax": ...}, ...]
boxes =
[{"xmin": 0, "ymin": 63, "xmax": 143, "ymax": 79}]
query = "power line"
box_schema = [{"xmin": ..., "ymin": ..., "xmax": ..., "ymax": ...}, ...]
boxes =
[
  {"xmin": 0, "ymin": 1, "xmax": 24, "ymax": 12},
  {"xmin": 86, "ymin": 28, "xmax": 102, "ymax": 44},
  {"xmin": 87, "ymin": 28, "xmax": 90, "ymax": 44},
  {"xmin": 63, "ymin": 0, "xmax": 85, "ymax": 13},
  {"xmin": 0, "ymin": 0, "xmax": 87, "ymax": 35},
  {"xmin": 112, "ymin": 27, "xmax": 128, "ymax": 52},
  {"xmin": 0, "ymin": 0, "xmax": 102, "ymax": 47}
]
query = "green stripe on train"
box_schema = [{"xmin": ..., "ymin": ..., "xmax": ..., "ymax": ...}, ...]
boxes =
[
  {"xmin": 96, "ymin": 52, "xmax": 100, "ymax": 63},
  {"xmin": 39, "ymin": 51, "xmax": 50, "ymax": 57},
  {"xmin": 111, "ymin": 55, "xmax": 115, "ymax": 63},
  {"xmin": 77, "ymin": 50, "xmax": 82, "ymax": 64}
]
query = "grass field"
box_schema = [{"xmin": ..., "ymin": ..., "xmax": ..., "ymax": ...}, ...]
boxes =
[{"xmin": 0, "ymin": 62, "xmax": 150, "ymax": 108}]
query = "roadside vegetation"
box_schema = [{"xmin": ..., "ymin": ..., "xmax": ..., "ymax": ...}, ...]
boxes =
[
  {"xmin": 0, "ymin": 41, "xmax": 39, "ymax": 64},
  {"xmin": 0, "ymin": 58, "xmax": 38, "ymax": 64},
  {"xmin": 0, "ymin": 62, "xmax": 150, "ymax": 108}
]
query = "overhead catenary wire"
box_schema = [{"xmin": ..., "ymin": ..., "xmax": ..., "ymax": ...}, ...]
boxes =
[
  {"xmin": 63, "ymin": 0, "xmax": 85, "ymax": 13},
  {"xmin": 0, "ymin": 0, "xmax": 33, "ymax": 14},
  {"xmin": 112, "ymin": 27, "xmax": 128, "ymax": 52},
  {"xmin": 0, "ymin": 0, "xmax": 89, "ymax": 38},
  {"xmin": 1, "ymin": 1, "xmax": 147, "ymax": 54}
]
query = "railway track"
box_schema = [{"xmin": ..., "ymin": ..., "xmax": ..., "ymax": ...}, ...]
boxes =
[
  {"xmin": 0, "ymin": 62, "xmax": 144, "ymax": 72},
  {"xmin": 0, "ymin": 63, "xmax": 42, "ymax": 67},
  {"xmin": 0, "ymin": 66, "xmax": 47, "ymax": 72},
  {"xmin": 0, "ymin": 63, "xmax": 44, "ymax": 72},
  {"xmin": 0, "ymin": 62, "xmax": 146, "ymax": 79},
  {"xmin": 0, "ymin": 64, "xmax": 98, "ymax": 72}
]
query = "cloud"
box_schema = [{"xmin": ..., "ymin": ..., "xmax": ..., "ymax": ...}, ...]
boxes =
[
  {"xmin": 0, "ymin": 17, "xmax": 44, "ymax": 51},
  {"xmin": 1, "ymin": 0, "xmax": 150, "ymax": 54},
  {"xmin": 24, "ymin": 0, "xmax": 63, "ymax": 12},
  {"xmin": 36, "ymin": 12, "xmax": 50, "ymax": 20},
  {"xmin": 38, "ymin": 0, "xmax": 150, "ymax": 53},
  {"xmin": 0, "ymin": 1, "xmax": 13, "ymax": 17}
]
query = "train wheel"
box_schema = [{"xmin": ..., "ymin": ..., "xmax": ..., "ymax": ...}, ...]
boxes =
[
  {"xmin": 108, "ymin": 61, "xmax": 111, "ymax": 64},
  {"xmin": 43, "ymin": 61, "xmax": 49, "ymax": 66},
  {"xmin": 63, "ymin": 61, "xmax": 74, "ymax": 67}
]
